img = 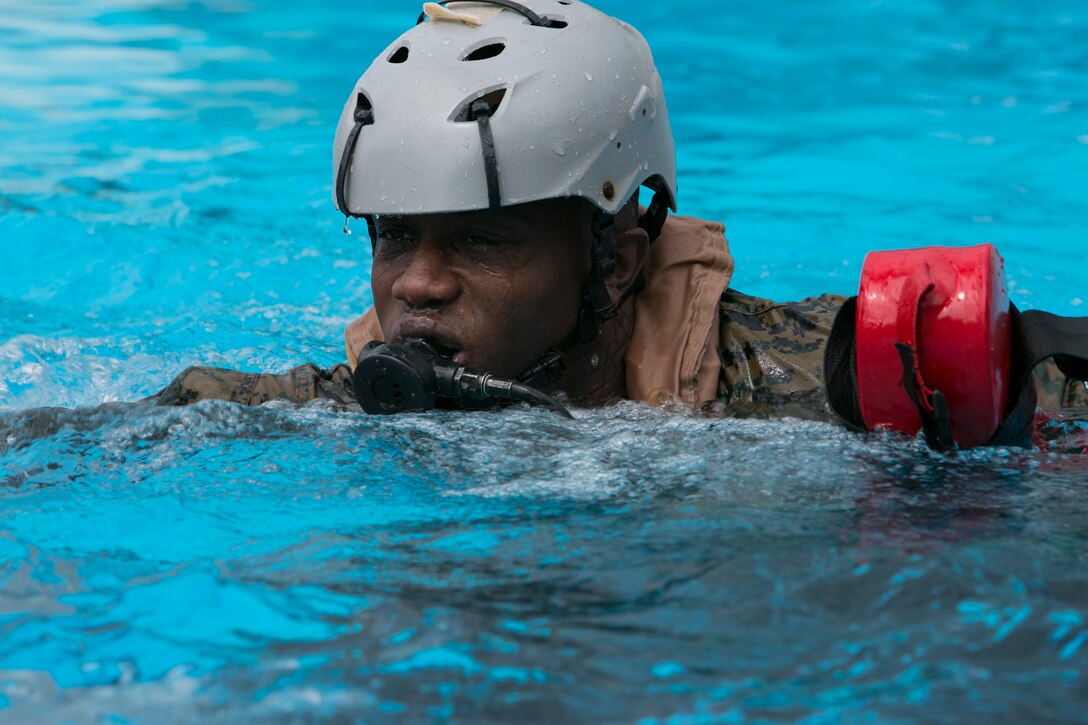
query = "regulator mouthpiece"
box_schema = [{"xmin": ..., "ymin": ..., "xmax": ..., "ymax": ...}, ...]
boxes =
[{"xmin": 353, "ymin": 338, "xmax": 573, "ymax": 419}]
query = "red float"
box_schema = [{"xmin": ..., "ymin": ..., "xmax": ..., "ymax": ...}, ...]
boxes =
[{"xmin": 855, "ymin": 244, "xmax": 1011, "ymax": 449}]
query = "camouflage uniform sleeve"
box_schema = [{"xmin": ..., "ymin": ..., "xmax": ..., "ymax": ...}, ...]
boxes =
[
  {"xmin": 715, "ymin": 288, "xmax": 1088, "ymax": 428},
  {"xmin": 716, "ymin": 289, "xmax": 847, "ymax": 423},
  {"xmin": 1032, "ymin": 360, "xmax": 1088, "ymax": 411},
  {"xmin": 151, "ymin": 363, "xmax": 356, "ymax": 407}
]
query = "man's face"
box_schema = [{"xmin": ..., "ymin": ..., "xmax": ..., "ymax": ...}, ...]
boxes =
[{"xmin": 370, "ymin": 198, "xmax": 591, "ymax": 378}]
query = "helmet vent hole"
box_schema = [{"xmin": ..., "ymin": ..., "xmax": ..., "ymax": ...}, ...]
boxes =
[
  {"xmin": 452, "ymin": 88, "xmax": 508, "ymax": 122},
  {"xmin": 462, "ymin": 42, "xmax": 506, "ymax": 62},
  {"xmin": 354, "ymin": 92, "xmax": 375, "ymax": 125},
  {"xmin": 542, "ymin": 18, "xmax": 568, "ymax": 28},
  {"xmin": 558, "ymin": 1, "xmax": 572, "ymax": 4},
  {"xmin": 388, "ymin": 45, "xmax": 410, "ymax": 64}
]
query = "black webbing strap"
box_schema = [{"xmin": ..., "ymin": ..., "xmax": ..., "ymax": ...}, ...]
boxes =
[
  {"xmin": 576, "ymin": 210, "xmax": 618, "ymax": 343},
  {"xmin": 823, "ymin": 296, "xmax": 866, "ymax": 431},
  {"xmin": 989, "ymin": 307, "xmax": 1088, "ymax": 446},
  {"xmin": 1015, "ymin": 309, "xmax": 1088, "ymax": 382},
  {"xmin": 588, "ymin": 210, "xmax": 617, "ymax": 315},
  {"xmin": 417, "ymin": 0, "xmax": 554, "ymax": 27},
  {"xmin": 637, "ymin": 191, "xmax": 670, "ymax": 243},
  {"xmin": 335, "ymin": 95, "xmax": 374, "ymax": 218},
  {"xmin": 895, "ymin": 343, "xmax": 954, "ymax": 452},
  {"xmin": 470, "ymin": 99, "xmax": 502, "ymax": 211}
]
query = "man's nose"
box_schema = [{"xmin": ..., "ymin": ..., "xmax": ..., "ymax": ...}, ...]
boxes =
[{"xmin": 389, "ymin": 238, "xmax": 461, "ymax": 309}]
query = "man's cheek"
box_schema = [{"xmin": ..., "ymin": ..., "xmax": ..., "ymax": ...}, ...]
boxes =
[{"xmin": 369, "ymin": 268, "xmax": 395, "ymax": 305}]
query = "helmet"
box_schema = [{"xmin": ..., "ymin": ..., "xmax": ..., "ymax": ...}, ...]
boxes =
[{"xmin": 332, "ymin": 0, "xmax": 677, "ymax": 219}]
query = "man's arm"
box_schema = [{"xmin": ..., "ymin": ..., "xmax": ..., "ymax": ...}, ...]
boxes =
[
  {"xmin": 716, "ymin": 289, "xmax": 848, "ymax": 423},
  {"xmin": 150, "ymin": 363, "xmax": 356, "ymax": 407}
]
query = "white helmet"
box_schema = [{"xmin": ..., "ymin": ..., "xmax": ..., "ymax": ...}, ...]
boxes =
[{"xmin": 332, "ymin": 0, "xmax": 677, "ymax": 219}]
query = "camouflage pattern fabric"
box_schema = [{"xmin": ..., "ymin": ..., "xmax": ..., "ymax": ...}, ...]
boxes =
[
  {"xmin": 152, "ymin": 363, "xmax": 355, "ymax": 407},
  {"xmin": 149, "ymin": 290, "xmax": 1088, "ymax": 431},
  {"xmin": 713, "ymin": 288, "xmax": 1088, "ymax": 424},
  {"xmin": 1032, "ymin": 359, "xmax": 1088, "ymax": 410},
  {"xmin": 714, "ymin": 289, "xmax": 847, "ymax": 422}
]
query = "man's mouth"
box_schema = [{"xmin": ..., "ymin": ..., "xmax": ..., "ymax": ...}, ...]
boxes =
[
  {"xmin": 417, "ymin": 337, "xmax": 460, "ymax": 360},
  {"xmin": 393, "ymin": 320, "xmax": 466, "ymax": 364}
]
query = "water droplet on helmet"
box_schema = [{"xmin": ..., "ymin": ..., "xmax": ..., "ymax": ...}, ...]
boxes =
[
  {"xmin": 584, "ymin": 71, "xmax": 593, "ymax": 81},
  {"xmin": 441, "ymin": 37, "xmax": 453, "ymax": 46}
]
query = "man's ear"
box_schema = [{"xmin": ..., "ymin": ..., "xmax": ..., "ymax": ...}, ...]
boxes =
[{"xmin": 606, "ymin": 223, "xmax": 650, "ymax": 298}]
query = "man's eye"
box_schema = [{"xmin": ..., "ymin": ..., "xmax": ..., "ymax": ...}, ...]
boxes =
[
  {"xmin": 375, "ymin": 229, "xmax": 417, "ymax": 253},
  {"xmin": 377, "ymin": 228, "xmax": 409, "ymax": 243},
  {"xmin": 463, "ymin": 234, "xmax": 502, "ymax": 247}
]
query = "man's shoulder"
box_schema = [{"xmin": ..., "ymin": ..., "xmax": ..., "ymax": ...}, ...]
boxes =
[
  {"xmin": 715, "ymin": 288, "xmax": 851, "ymax": 422},
  {"xmin": 720, "ymin": 289, "xmax": 849, "ymax": 318},
  {"xmin": 152, "ymin": 363, "xmax": 355, "ymax": 407}
]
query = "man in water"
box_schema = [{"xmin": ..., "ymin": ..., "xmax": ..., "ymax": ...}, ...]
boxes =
[{"xmin": 153, "ymin": 0, "xmax": 1088, "ymax": 448}]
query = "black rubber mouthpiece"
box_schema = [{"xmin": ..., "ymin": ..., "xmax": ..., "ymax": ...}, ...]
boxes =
[{"xmin": 353, "ymin": 338, "xmax": 573, "ymax": 418}]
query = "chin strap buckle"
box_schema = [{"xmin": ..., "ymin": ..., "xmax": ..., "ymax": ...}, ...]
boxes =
[{"xmin": 518, "ymin": 348, "xmax": 567, "ymax": 390}]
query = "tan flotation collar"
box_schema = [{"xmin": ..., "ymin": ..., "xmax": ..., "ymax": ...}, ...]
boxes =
[
  {"xmin": 627, "ymin": 215, "xmax": 733, "ymax": 408},
  {"xmin": 344, "ymin": 214, "xmax": 733, "ymax": 409}
]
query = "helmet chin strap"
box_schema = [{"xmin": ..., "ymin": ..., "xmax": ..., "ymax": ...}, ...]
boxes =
[
  {"xmin": 579, "ymin": 209, "xmax": 618, "ymax": 344},
  {"xmin": 577, "ymin": 190, "xmax": 670, "ymax": 344},
  {"xmin": 523, "ymin": 203, "xmax": 643, "ymax": 390},
  {"xmin": 638, "ymin": 190, "xmax": 670, "ymax": 243},
  {"xmin": 335, "ymin": 93, "xmax": 374, "ymax": 227}
]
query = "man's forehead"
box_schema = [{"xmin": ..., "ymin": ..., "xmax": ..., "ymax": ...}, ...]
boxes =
[{"xmin": 374, "ymin": 198, "xmax": 586, "ymax": 227}]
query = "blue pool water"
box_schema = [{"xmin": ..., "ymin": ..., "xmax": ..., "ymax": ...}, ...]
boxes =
[{"xmin": 2, "ymin": 0, "xmax": 1087, "ymax": 721}]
